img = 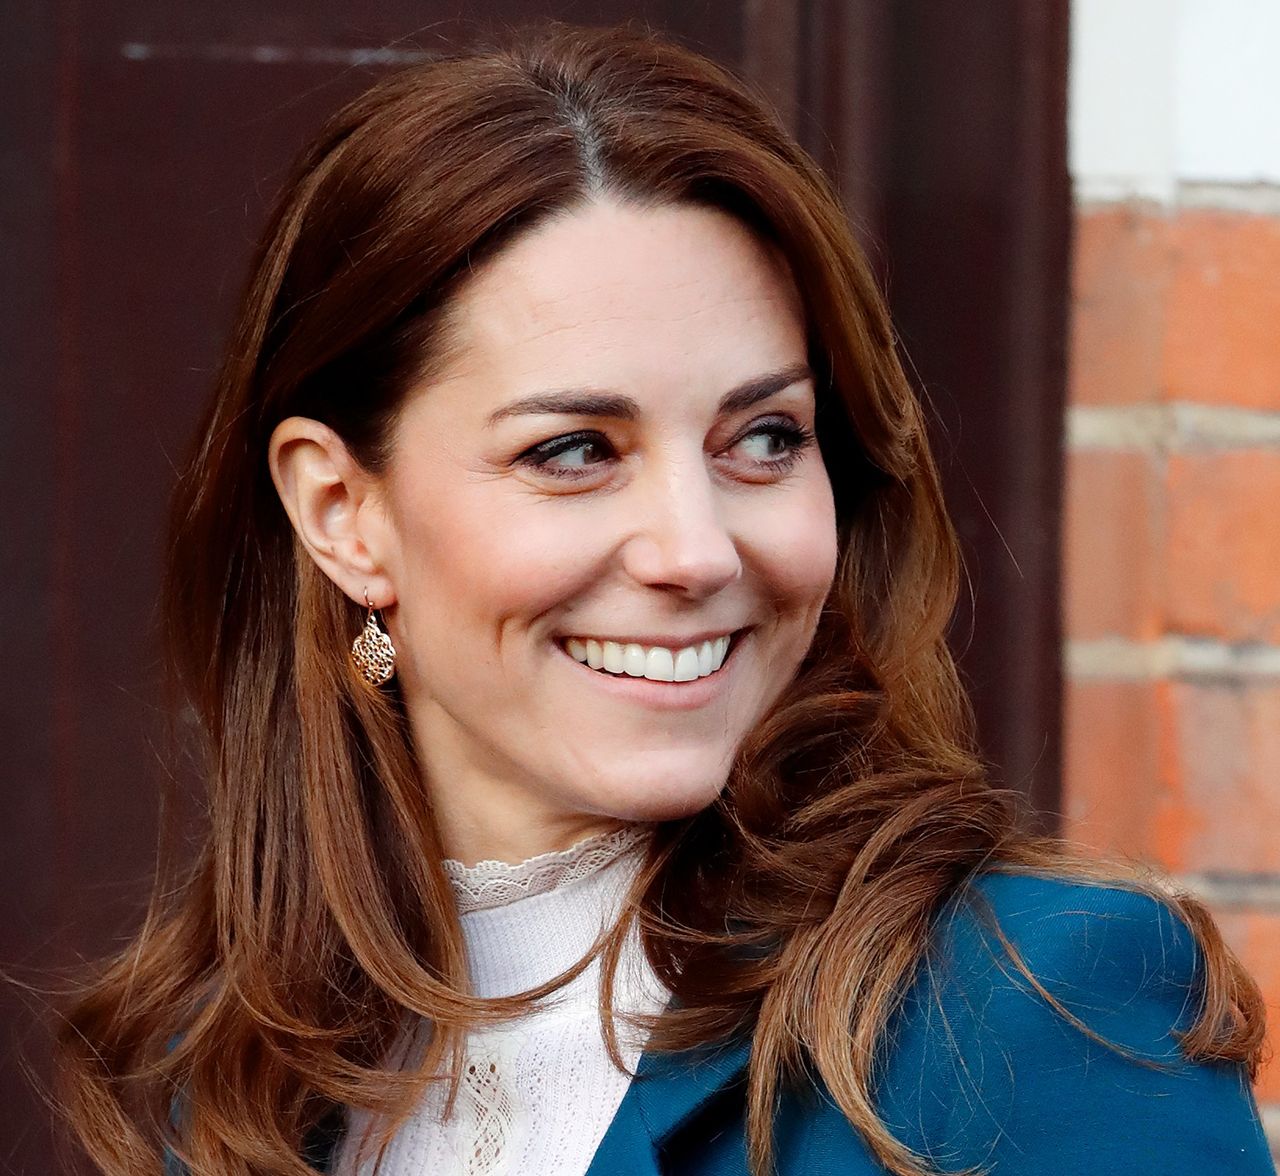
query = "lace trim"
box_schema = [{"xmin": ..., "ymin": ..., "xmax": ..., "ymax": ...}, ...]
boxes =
[
  {"xmin": 449, "ymin": 1034, "xmax": 527, "ymax": 1175},
  {"xmin": 444, "ymin": 824, "xmax": 651, "ymax": 915}
]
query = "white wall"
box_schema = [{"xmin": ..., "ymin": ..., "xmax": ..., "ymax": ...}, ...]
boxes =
[{"xmin": 1070, "ymin": 0, "xmax": 1280, "ymax": 203}]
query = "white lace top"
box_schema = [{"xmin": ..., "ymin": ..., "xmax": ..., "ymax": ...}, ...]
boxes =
[{"xmin": 333, "ymin": 823, "xmax": 672, "ymax": 1176}]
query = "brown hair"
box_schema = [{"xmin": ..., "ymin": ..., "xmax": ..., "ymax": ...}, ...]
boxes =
[{"xmin": 54, "ymin": 21, "xmax": 1267, "ymax": 1176}]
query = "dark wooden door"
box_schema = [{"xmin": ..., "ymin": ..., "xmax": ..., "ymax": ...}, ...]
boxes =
[{"xmin": 0, "ymin": 4, "xmax": 1066, "ymax": 1171}]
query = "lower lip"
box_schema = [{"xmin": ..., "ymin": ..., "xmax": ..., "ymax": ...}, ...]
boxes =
[{"xmin": 554, "ymin": 630, "xmax": 750, "ymax": 711}]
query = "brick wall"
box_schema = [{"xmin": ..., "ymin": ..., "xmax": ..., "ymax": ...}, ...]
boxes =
[
  {"xmin": 1065, "ymin": 202, "xmax": 1280, "ymax": 1126},
  {"xmin": 1066, "ymin": 0, "xmax": 1280, "ymax": 1149}
]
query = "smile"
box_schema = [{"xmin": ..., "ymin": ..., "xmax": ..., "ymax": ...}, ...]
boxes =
[
  {"xmin": 552, "ymin": 629, "xmax": 747, "ymax": 696},
  {"xmin": 553, "ymin": 628, "xmax": 750, "ymax": 712},
  {"xmin": 558, "ymin": 631, "xmax": 744, "ymax": 683}
]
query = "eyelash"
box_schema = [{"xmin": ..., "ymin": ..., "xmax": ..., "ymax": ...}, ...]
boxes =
[{"xmin": 516, "ymin": 418, "xmax": 817, "ymax": 481}]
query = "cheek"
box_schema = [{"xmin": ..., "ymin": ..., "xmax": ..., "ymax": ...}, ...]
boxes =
[
  {"xmin": 393, "ymin": 491, "xmax": 605, "ymax": 641},
  {"xmin": 750, "ymin": 478, "xmax": 839, "ymax": 610}
]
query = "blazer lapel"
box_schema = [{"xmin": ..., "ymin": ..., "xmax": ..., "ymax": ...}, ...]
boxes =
[
  {"xmin": 586, "ymin": 1031, "xmax": 753, "ymax": 1175},
  {"xmin": 310, "ymin": 1032, "xmax": 754, "ymax": 1176}
]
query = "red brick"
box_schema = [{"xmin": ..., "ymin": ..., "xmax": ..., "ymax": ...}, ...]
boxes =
[
  {"xmin": 1167, "ymin": 451, "xmax": 1280, "ymax": 644},
  {"xmin": 1070, "ymin": 206, "xmax": 1173, "ymax": 406},
  {"xmin": 1164, "ymin": 210, "xmax": 1280, "ymax": 411},
  {"xmin": 1063, "ymin": 449, "xmax": 1165, "ymax": 640},
  {"xmin": 1151, "ymin": 679, "xmax": 1204, "ymax": 871},
  {"xmin": 1206, "ymin": 908, "xmax": 1280, "ymax": 1104},
  {"xmin": 1168, "ymin": 682, "xmax": 1280, "ymax": 875},
  {"xmin": 1063, "ymin": 678, "xmax": 1171, "ymax": 863},
  {"xmin": 1065, "ymin": 684, "xmax": 1280, "ymax": 1095}
]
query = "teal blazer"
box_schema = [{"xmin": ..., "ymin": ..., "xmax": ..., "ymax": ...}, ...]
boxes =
[
  {"xmin": 572, "ymin": 873, "xmax": 1276, "ymax": 1175},
  {"xmin": 181, "ymin": 872, "xmax": 1279, "ymax": 1174}
]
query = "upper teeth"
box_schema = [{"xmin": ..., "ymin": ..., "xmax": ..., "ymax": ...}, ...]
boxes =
[{"xmin": 563, "ymin": 634, "xmax": 733, "ymax": 682}]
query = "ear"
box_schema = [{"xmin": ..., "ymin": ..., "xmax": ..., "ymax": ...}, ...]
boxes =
[{"xmin": 267, "ymin": 416, "xmax": 397, "ymax": 609}]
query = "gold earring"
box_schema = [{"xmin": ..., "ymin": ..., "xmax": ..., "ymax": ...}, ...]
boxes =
[{"xmin": 351, "ymin": 589, "xmax": 396, "ymax": 687}]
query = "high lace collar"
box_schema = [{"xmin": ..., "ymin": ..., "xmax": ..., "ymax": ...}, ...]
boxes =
[
  {"xmin": 441, "ymin": 823, "xmax": 659, "ymax": 1002},
  {"xmin": 443, "ymin": 824, "xmax": 652, "ymax": 916}
]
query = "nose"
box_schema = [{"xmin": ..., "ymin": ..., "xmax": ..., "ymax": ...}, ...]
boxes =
[{"xmin": 620, "ymin": 453, "xmax": 744, "ymax": 598}]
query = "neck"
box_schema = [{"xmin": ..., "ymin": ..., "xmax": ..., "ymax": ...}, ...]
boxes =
[{"xmin": 439, "ymin": 809, "xmax": 634, "ymax": 869}]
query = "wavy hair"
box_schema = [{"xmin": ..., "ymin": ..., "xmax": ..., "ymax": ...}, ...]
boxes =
[{"xmin": 54, "ymin": 21, "xmax": 1267, "ymax": 1176}]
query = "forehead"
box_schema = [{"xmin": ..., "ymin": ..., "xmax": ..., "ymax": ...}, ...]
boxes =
[{"xmin": 426, "ymin": 198, "xmax": 808, "ymax": 405}]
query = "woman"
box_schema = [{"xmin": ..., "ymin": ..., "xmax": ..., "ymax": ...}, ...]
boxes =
[{"xmin": 57, "ymin": 21, "xmax": 1273, "ymax": 1176}]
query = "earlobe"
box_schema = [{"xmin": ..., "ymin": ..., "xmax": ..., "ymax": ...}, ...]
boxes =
[{"xmin": 267, "ymin": 416, "xmax": 396, "ymax": 608}]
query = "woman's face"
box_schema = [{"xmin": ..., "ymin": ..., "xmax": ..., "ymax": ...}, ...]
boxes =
[{"xmin": 374, "ymin": 198, "xmax": 838, "ymax": 863}]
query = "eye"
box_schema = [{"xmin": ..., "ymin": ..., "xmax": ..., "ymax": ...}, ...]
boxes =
[
  {"xmin": 733, "ymin": 419, "xmax": 815, "ymax": 468},
  {"xmin": 515, "ymin": 430, "xmax": 614, "ymax": 480},
  {"xmin": 514, "ymin": 418, "xmax": 817, "ymax": 483}
]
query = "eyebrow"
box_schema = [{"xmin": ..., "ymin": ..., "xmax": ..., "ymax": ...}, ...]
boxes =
[{"xmin": 484, "ymin": 361, "xmax": 815, "ymax": 427}]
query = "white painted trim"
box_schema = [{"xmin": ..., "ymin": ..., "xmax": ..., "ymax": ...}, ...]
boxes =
[
  {"xmin": 1069, "ymin": 0, "xmax": 1178, "ymax": 204},
  {"xmin": 1175, "ymin": 0, "xmax": 1280, "ymax": 186},
  {"xmin": 1072, "ymin": 1, "xmax": 1280, "ymax": 203},
  {"xmin": 1067, "ymin": 636, "xmax": 1280, "ymax": 682}
]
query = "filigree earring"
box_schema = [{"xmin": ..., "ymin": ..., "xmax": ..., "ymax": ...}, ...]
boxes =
[{"xmin": 351, "ymin": 589, "xmax": 396, "ymax": 687}]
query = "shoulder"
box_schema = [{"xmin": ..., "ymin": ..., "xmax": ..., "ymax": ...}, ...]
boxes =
[
  {"xmin": 926, "ymin": 869, "xmax": 1200, "ymax": 1039},
  {"xmin": 869, "ymin": 870, "xmax": 1275, "ymax": 1173},
  {"xmin": 884, "ymin": 870, "xmax": 1204, "ymax": 1117}
]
